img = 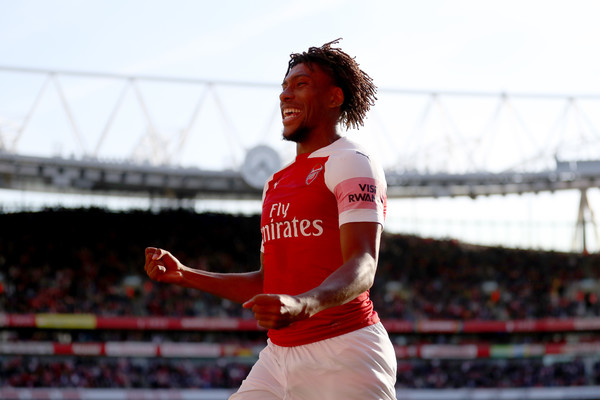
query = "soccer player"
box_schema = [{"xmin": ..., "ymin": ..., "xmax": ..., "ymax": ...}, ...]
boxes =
[{"xmin": 144, "ymin": 39, "xmax": 397, "ymax": 399}]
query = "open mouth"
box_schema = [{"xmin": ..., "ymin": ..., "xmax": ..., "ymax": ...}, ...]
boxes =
[{"xmin": 282, "ymin": 108, "xmax": 301, "ymax": 121}]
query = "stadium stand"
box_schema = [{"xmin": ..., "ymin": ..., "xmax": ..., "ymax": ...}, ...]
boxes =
[{"xmin": 1, "ymin": 208, "xmax": 600, "ymax": 398}]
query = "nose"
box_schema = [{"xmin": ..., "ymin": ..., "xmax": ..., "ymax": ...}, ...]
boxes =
[{"xmin": 279, "ymin": 86, "xmax": 292, "ymax": 102}]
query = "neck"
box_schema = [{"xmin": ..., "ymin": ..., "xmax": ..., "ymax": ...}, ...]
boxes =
[{"xmin": 296, "ymin": 126, "xmax": 341, "ymax": 155}]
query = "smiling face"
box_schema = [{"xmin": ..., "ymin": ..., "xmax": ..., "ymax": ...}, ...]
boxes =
[{"xmin": 279, "ymin": 63, "xmax": 341, "ymax": 144}]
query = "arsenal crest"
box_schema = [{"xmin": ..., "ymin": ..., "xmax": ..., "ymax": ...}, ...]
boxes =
[{"xmin": 306, "ymin": 164, "xmax": 324, "ymax": 185}]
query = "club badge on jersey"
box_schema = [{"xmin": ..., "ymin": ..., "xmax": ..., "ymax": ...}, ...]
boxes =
[{"xmin": 306, "ymin": 164, "xmax": 324, "ymax": 185}]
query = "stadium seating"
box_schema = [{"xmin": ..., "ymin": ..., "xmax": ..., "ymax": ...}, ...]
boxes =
[{"xmin": 2, "ymin": 208, "xmax": 600, "ymax": 391}]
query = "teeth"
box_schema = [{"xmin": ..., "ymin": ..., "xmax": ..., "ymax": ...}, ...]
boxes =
[{"xmin": 283, "ymin": 108, "xmax": 301, "ymax": 119}]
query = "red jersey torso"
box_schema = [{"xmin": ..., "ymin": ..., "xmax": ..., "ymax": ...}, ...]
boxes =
[{"xmin": 260, "ymin": 137, "xmax": 387, "ymax": 346}]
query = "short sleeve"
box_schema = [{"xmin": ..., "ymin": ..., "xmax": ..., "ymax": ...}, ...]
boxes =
[{"xmin": 324, "ymin": 150, "xmax": 387, "ymax": 227}]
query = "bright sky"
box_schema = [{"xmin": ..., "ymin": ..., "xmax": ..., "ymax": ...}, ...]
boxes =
[
  {"xmin": 1, "ymin": 0, "xmax": 600, "ymax": 252},
  {"xmin": 2, "ymin": 0, "xmax": 600, "ymax": 91}
]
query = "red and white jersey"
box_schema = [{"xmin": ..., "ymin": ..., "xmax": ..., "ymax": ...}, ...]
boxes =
[{"xmin": 260, "ymin": 137, "xmax": 387, "ymax": 347}]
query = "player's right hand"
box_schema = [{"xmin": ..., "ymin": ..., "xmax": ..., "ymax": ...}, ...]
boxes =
[
  {"xmin": 243, "ymin": 293, "xmax": 311, "ymax": 329},
  {"xmin": 144, "ymin": 247, "xmax": 185, "ymax": 284}
]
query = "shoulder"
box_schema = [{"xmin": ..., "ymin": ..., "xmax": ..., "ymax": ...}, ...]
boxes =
[
  {"xmin": 312, "ymin": 137, "xmax": 375, "ymax": 167},
  {"xmin": 314, "ymin": 137, "xmax": 386, "ymax": 188}
]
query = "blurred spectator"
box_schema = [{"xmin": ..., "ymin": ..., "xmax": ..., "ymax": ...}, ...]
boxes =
[
  {"xmin": 4, "ymin": 208, "xmax": 599, "ymax": 320},
  {"xmin": 0, "ymin": 355, "xmax": 596, "ymax": 389},
  {"xmin": 0, "ymin": 356, "xmax": 251, "ymax": 388}
]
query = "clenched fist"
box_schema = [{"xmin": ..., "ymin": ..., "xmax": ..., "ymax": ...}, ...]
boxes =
[
  {"xmin": 144, "ymin": 247, "xmax": 185, "ymax": 284},
  {"xmin": 243, "ymin": 293, "xmax": 312, "ymax": 329}
]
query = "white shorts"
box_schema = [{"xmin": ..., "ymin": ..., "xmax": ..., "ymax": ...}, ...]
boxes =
[{"xmin": 229, "ymin": 322, "xmax": 397, "ymax": 400}]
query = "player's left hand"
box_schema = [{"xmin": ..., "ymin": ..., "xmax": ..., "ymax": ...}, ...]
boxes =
[{"xmin": 243, "ymin": 294, "xmax": 311, "ymax": 329}]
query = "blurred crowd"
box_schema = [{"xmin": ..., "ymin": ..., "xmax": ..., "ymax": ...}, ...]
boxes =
[
  {"xmin": 375, "ymin": 234, "xmax": 600, "ymax": 321},
  {"xmin": 2, "ymin": 208, "xmax": 600, "ymax": 390},
  {"xmin": 0, "ymin": 209, "xmax": 260, "ymax": 318},
  {"xmin": 2, "ymin": 355, "xmax": 599, "ymax": 389},
  {"xmin": 395, "ymin": 358, "xmax": 597, "ymax": 388},
  {"xmin": 1, "ymin": 208, "xmax": 599, "ymax": 320},
  {"xmin": 1, "ymin": 356, "xmax": 250, "ymax": 389}
]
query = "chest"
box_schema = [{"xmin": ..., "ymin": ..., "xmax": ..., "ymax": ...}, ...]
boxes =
[{"xmin": 262, "ymin": 156, "xmax": 337, "ymax": 224}]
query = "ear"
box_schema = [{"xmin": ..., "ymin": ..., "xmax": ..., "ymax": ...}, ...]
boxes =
[{"xmin": 329, "ymin": 86, "xmax": 344, "ymax": 109}]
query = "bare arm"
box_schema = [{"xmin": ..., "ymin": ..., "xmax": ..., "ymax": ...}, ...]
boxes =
[
  {"xmin": 244, "ymin": 222, "xmax": 381, "ymax": 329},
  {"xmin": 144, "ymin": 247, "xmax": 264, "ymax": 304}
]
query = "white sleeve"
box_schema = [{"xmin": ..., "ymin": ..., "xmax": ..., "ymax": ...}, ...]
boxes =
[{"xmin": 324, "ymin": 150, "xmax": 387, "ymax": 227}]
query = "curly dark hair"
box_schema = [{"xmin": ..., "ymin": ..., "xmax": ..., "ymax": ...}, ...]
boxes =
[{"xmin": 286, "ymin": 38, "xmax": 377, "ymax": 130}]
